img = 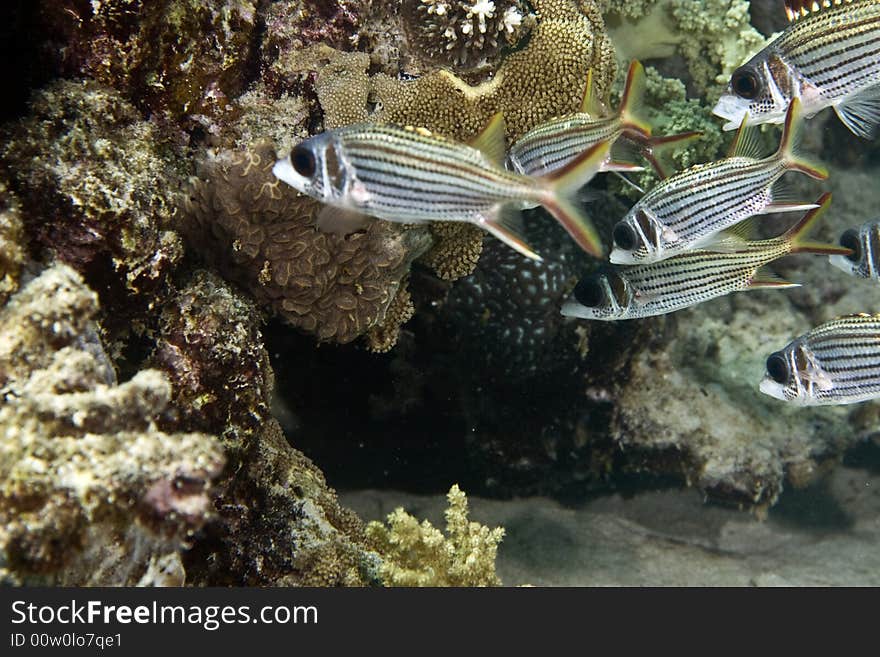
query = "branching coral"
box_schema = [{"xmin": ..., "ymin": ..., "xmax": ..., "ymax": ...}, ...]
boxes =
[
  {"xmin": 600, "ymin": 0, "xmax": 767, "ymax": 97},
  {"xmin": 180, "ymin": 141, "xmax": 432, "ymax": 347},
  {"xmin": 0, "ymin": 80, "xmax": 186, "ymax": 335},
  {"xmin": 400, "ymin": 0, "xmax": 537, "ymax": 69},
  {"xmin": 0, "ymin": 264, "xmax": 224, "ymax": 585},
  {"xmin": 366, "ymin": 485, "xmax": 505, "ymax": 586}
]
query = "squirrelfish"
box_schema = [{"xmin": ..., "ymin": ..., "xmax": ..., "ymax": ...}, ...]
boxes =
[
  {"xmin": 272, "ymin": 114, "xmax": 610, "ymax": 260},
  {"xmin": 829, "ymin": 218, "xmax": 880, "ymax": 278},
  {"xmin": 714, "ymin": 0, "xmax": 880, "ymax": 138},
  {"xmin": 506, "ymin": 61, "xmax": 701, "ymax": 179},
  {"xmin": 610, "ymin": 98, "xmax": 827, "ymax": 265},
  {"xmin": 563, "ymin": 193, "xmax": 849, "ymax": 320},
  {"xmin": 760, "ymin": 313, "xmax": 880, "ymax": 405}
]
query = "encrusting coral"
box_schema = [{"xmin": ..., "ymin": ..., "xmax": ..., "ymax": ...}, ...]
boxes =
[
  {"xmin": 366, "ymin": 484, "xmax": 505, "ymax": 587},
  {"xmin": 180, "ymin": 142, "xmax": 432, "ymax": 346},
  {"xmin": 0, "ymin": 80, "xmax": 186, "ymax": 338},
  {"xmin": 0, "ymin": 264, "xmax": 224, "ymax": 585},
  {"xmin": 0, "ymin": 181, "xmax": 24, "ymax": 306}
]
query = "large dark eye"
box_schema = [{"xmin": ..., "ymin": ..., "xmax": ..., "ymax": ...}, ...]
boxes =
[
  {"xmin": 839, "ymin": 229, "xmax": 862, "ymax": 263},
  {"xmin": 574, "ymin": 276, "xmax": 606, "ymax": 308},
  {"xmin": 291, "ymin": 145, "xmax": 317, "ymax": 178},
  {"xmin": 766, "ymin": 352, "xmax": 790, "ymax": 384},
  {"xmin": 613, "ymin": 221, "xmax": 638, "ymax": 251},
  {"xmin": 731, "ymin": 67, "xmax": 762, "ymax": 100}
]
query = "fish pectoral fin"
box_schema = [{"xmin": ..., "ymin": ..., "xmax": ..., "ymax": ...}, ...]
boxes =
[
  {"xmin": 748, "ymin": 267, "xmax": 799, "ymax": 289},
  {"xmin": 316, "ymin": 205, "xmax": 374, "ymax": 235},
  {"xmin": 835, "ymin": 84, "xmax": 880, "ymax": 139},
  {"xmin": 479, "ymin": 207, "xmax": 542, "ymax": 261}
]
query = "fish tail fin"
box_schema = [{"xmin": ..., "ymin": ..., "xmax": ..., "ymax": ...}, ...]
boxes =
[
  {"xmin": 785, "ymin": 192, "xmax": 850, "ymax": 255},
  {"xmin": 777, "ymin": 97, "xmax": 828, "ymax": 180},
  {"xmin": 539, "ymin": 140, "xmax": 611, "ymax": 257},
  {"xmin": 641, "ymin": 130, "xmax": 703, "ymax": 178},
  {"xmin": 617, "ymin": 60, "xmax": 652, "ymax": 140}
]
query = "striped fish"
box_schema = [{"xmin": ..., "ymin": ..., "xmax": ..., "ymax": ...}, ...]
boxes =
[
  {"xmin": 829, "ymin": 218, "xmax": 880, "ymax": 278},
  {"xmin": 713, "ymin": 0, "xmax": 880, "ymax": 138},
  {"xmin": 609, "ymin": 98, "xmax": 827, "ymax": 265},
  {"xmin": 272, "ymin": 114, "xmax": 610, "ymax": 260},
  {"xmin": 760, "ymin": 313, "xmax": 880, "ymax": 405},
  {"xmin": 506, "ymin": 61, "xmax": 700, "ymax": 179},
  {"xmin": 562, "ymin": 193, "xmax": 849, "ymax": 320}
]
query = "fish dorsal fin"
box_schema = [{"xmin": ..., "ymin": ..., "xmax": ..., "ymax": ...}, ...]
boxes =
[
  {"xmin": 784, "ymin": 0, "xmax": 854, "ymax": 22},
  {"xmin": 727, "ymin": 114, "xmax": 765, "ymax": 159},
  {"xmin": 469, "ymin": 112, "xmax": 508, "ymax": 167},
  {"xmin": 579, "ymin": 68, "xmax": 601, "ymax": 115},
  {"xmin": 723, "ymin": 216, "xmax": 763, "ymax": 242}
]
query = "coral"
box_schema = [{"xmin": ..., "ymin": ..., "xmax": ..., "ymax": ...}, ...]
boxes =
[
  {"xmin": 150, "ymin": 269, "xmax": 273, "ymax": 443},
  {"xmin": 365, "ymin": 284, "xmax": 415, "ymax": 353},
  {"xmin": 225, "ymin": 86, "xmax": 312, "ymax": 154},
  {"xmin": 366, "ymin": 484, "xmax": 504, "ymax": 586},
  {"xmin": 180, "ymin": 141, "xmax": 432, "ymax": 346},
  {"xmin": 0, "ymin": 264, "xmax": 223, "ymax": 585},
  {"xmin": 279, "ymin": 0, "xmax": 618, "ymax": 142},
  {"xmin": 400, "ymin": 0, "xmax": 537, "ymax": 69},
  {"xmin": 419, "ymin": 223, "xmax": 485, "ymax": 281},
  {"xmin": 600, "ymin": 0, "xmax": 767, "ymax": 97},
  {"xmin": 0, "ymin": 80, "xmax": 186, "ymax": 336},
  {"xmin": 41, "ymin": 0, "xmax": 258, "ymax": 122},
  {"xmin": 0, "ymin": 181, "xmax": 24, "ymax": 306},
  {"xmin": 184, "ymin": 420, "xmax": 380, "ymax": 587}
]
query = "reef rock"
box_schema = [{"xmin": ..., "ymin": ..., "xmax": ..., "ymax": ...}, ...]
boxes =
[{"xmin": 0, "ymin": 264, "xmax": 224, "ymax": 585}]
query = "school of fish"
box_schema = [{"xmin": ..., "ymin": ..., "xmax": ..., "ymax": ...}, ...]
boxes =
[{"xmin": 273, "ymin": 0, "xmax": 880, "ymax": 407}]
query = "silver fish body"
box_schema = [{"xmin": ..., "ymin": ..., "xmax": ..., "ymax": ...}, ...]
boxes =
[
  {"xmin": 760, "ymin": 314, "xmax": 880, "ymax": 405},
  {"xmin": 829, "ymin": 218, "xmax": 880, "ymax": 278},
  {"xmin": 609, "ymin": 100, "xmax": 826, "ymax": 265},
  {"xmin": 565, "ymin": 193, "xmax": 846, "ymax": 320},
  {"xmin": 272, "ymin": 120, "xmax": 610, "ymax": 259},
  {"xmin": 713, "ymin": 0, "xmax": 880, "ymax": 137}
]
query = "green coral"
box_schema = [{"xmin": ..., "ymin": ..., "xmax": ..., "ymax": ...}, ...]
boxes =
[
  {"xmin": 366, "ymin": 485, "xmax": 505, "ymax": 587},
  {"xmin": 600, "ymin": 0, "xmax": 767, "ymax": 97}
]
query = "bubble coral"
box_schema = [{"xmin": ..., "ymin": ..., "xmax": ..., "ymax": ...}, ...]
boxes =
[
  {"xmin": 366, "ymin": 484, "xmax": 505, "ymax": 587},
  {"xmin": 400, "ymin": 0, "xmax": 537, "ymax": 69},
  {"xmin": 180, "ymin": 142, "xmax": 433, "ymax": 347},
  {"xmin": 0, "ymin": 264, "xmax": 224, "ymax": 585}
]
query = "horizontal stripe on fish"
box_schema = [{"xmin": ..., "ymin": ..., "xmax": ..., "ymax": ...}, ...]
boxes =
[
  {"xmin": 760, "ymin": 313, "xmax": 880, "ymax": 405},
  {"xmin": 272, "ymin": 115, "xmax": 611, "ymax": 259},
  {"xmin": 610, "ymin": 99, "xmax": 826, "ymax": 265},
  {"xmin": 714, "ymin": 1, "xmax": 880, "ymax": 137}
]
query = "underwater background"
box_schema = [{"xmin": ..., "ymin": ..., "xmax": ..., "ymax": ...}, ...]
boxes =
[{"xmin": 1, "ymin": 0, "xmax": 878, "ymax": 586}]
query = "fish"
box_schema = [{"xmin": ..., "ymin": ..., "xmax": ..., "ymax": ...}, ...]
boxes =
[
  {"xmin": 562, "ymin": 193, "xmax": 850, "ymax": 320},
  {"xmin": 829, "ymin": 218, "xmax": 880, "ymax": 278},
  {"xmin": 713, "ymin": 0, "xmax": 880, "ymax": 138},
  {"xmin": 272, "ymin": 113, "xmax": 611, "ymax": 260},
  {"xmin": 760, "ymin": 313, "xmax": 880, "ymax": 405},
  {"xmin": 609, "ymin": 98, "xmax": 827, "ymax": 265},
  {"xmin": 506, "ymin": 61, "xmax": 702, "ymax": 179}
]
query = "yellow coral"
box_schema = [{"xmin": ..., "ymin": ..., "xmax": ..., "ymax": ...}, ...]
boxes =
[{"xmin": 366, "ymin": 484, "xmax": 505, "ymax": 587}]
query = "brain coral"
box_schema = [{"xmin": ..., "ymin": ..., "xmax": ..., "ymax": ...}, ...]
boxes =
[{"xmin": 180, "ymin": 142, "xmax": 433, "ymax": 346}]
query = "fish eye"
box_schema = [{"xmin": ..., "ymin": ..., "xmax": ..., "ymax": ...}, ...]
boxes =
[
  {"xmin": 839, "ymin": 229, "xmax": 862, "ymax": 263},
  {"xmin": 731, "ymin": 67, "xmax": 762, "ymax": 100},
  {"xmin": 766, "ymin": 352, "xmax": 790, "ymax": 385},
  {"xmin": 291, "ymin": 145, "xmax": 317, "ymax": 178},
  {"xmin": 613, "ymin": 221, "xmax": 638, "ymax": 251},
  {"xmin": 573, "ymin": 276, "xmax": 607, "ymax": 308}
]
